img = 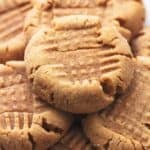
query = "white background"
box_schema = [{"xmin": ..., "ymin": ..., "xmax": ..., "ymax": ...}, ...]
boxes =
[{"xmin": 144, "ymin": 0, "xmax": 150, "ymax": 25}]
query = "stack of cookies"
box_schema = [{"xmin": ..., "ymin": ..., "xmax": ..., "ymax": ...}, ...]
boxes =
[{"xmin": 0, "ymin": 0, "xmax": 149, "ymax": 149}]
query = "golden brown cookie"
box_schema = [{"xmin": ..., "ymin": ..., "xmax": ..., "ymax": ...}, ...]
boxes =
[
  {"xmin": 132, "ymin": 27, "xmax": 150, "ymax": 57},
  {"xmin": 0, "ymin": 61, "xmax": 73, "ymax": 150},
  {"xmin": 25, "ymin": 15, "xmax": 134, "ymax": 114},
  {"xmin": 83, "ymin": 61, "xmax": 150, "ymax": 149},
  {"xmin": 0, "ymin": 0, "xmax": 32, "ymax": 63},
  {"xmin": 24, "ymin": 0, "xmax": 145, "ymax": 40},
  {"xmin": 52, "ymin": 124, "xmax": 93, "ymax": 150}
]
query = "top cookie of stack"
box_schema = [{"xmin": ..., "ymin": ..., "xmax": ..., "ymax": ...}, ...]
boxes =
[{"xmin": 25, "ymin": 15, "xmax": 134, "ymax": 114}]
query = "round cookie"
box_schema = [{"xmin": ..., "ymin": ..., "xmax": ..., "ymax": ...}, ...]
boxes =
[
  {"xmin": 0, "ymin": 0, "xmax": 32, "ymax": 63},
  {"xmin": 83, "ymin": 61, "xmax": 150, "ymax": 149},
  {"xmin": 51, "ymin": 124, "xmax": 94, "ymax": 150},
  {"xmin": 25, "ymin": 15, "xmax": 134, "ymax": 114},
  {"xmin": 132, "ymin": 27, "xmax": 150, "ymax": 57},
  {"xmin": 24, "ymin": 0, "xmax": 145, "ymax": 40},
  {"xmin": 0, "ymin": 61, "xmax": 73, "ymax": 150}
]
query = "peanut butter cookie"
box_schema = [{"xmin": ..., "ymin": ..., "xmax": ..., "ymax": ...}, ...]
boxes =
[
  {"xmin": 0, "ymin": 61, "xmax": 73, "ymax": 150},
  {"xmin": 83, "ymin": 61, "xmax": 150, "ymax": 149},
  {"xmin": 25, "ymin": 15, "xmax": 134, "ymax": 113}
]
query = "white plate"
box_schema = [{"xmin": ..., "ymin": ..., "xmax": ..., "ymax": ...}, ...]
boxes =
[{"xmin": 144, "ymin": 0, "xmax": 150, "ymax": 25}]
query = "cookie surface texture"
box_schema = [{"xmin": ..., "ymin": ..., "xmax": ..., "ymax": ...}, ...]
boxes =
[
  {"xmin": 25, "ymin": 15, "xmax": 134, "ymax": 113},
  {"xmin": 0, "ymin": 0, "xmax": 32, "ymax": 63},
  {"xmin": 0, "ymin": 61, "xmax": 73, "ymax": 150},
  {"xmin": 83, "ymin": 61, "xmax": 150, "ymax": 149}
]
